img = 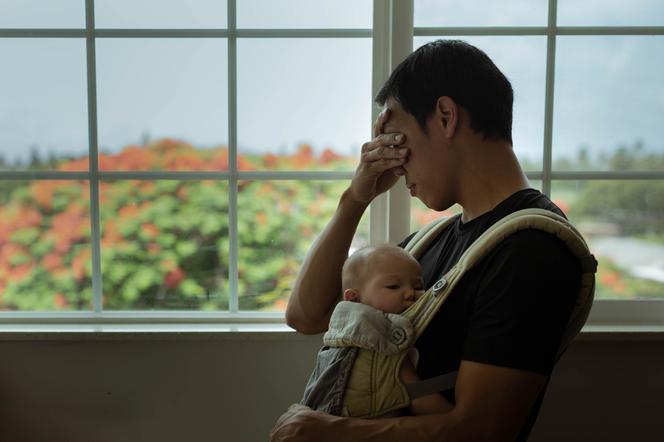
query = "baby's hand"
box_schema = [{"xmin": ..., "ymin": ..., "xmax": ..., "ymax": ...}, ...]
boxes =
[
  {"xmin": 400, "ymin": 354, "xmax": 453, "ymax": 415},
  {"xmin": 399, "ymin": 356, "xmax": 420, "ymax": 384}
]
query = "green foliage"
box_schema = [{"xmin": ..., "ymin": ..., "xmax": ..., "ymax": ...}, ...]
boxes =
[
  {"xmin": 569, "ymin": 181, "xmax": 664, "ymax": 236},
  {"xmin": 1, "ymin": 139, "xmax": 663, "ymax": 311}
]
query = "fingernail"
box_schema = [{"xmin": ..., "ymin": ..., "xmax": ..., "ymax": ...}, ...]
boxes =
[
  {"xmin": 395, "ymin": 134, "xmax": 404, "ymax": 142},
  {"xmin": 398, "ymin": 148, "xmax": 407, "ymax": 154}
]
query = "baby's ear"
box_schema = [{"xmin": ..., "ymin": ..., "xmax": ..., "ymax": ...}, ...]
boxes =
[{"xmin": 343, "ymin": 289, "xmax": 360, "ymax": 302}]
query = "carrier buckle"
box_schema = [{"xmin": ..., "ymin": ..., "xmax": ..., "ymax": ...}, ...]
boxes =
[
  {"xmin": 432, "ymin": 278, "xmax": 447, "ymax": 296},
  {"xmin": 390, "ymin": 327, "xmax": 407, "ymax": 346}
]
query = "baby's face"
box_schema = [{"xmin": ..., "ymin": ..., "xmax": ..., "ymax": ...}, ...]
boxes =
[{"xmin": 359, "ymin": 252, "xmax": 424, "ymax": 314}]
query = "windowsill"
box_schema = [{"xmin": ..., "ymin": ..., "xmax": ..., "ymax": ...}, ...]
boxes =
[
  {"xmin": 0, "ymin": 323, "xmax": 305, "ymax": 341},
  {"xmin": 0, "ymin": 322, "xmax": 663, "ymax": 341}
]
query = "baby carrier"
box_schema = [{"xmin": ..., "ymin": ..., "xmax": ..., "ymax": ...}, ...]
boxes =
[{"xmin": 300, "ymin": 208, "xmax": 598, "ymax": 418}]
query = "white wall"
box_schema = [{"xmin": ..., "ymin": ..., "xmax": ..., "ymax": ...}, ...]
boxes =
[{"xmin": 0, "ymin": 333, "xmax": 662, "ymax": 442}]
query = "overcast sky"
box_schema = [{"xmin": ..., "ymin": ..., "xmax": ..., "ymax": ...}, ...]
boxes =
[{"xmin": 0, "ymin": 0, "xmax": 662, "ymax": 168}]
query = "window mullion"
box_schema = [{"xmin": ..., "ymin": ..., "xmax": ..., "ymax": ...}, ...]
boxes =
[
  {"xmin": 369, "ymin": 0, "xmax": 391, "ymax": 245},
  {"xmin": 542, "ymin": 0, "xmax": 558, "ymax": 197},
  {"xmin": 227, "ymin": 0, "xmax": 239, "ymax": 313},
  {"xmin": 387, "ymin": 0, "xmax": 413, "ymax": 244},
  {"xmin": 85, "ymin": 0, "xmax": 103, "ymax": 315}
]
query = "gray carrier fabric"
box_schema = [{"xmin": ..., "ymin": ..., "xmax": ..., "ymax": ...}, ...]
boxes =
[{"xmin": 300, "ymin": 346, "xmax": 358, "ymax": 415}]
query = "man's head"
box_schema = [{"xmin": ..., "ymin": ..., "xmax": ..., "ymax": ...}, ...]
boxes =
[
  {"xmin": 342, "ymin": 244, "xmax": 424, "ymax": 314},
  {"xmin": 376, "ymin": 39, "xmax": 513, "ymax": 144},
  {"xmin": 376, "ymin": 40, "xmax": 515, "ymax": 212}
]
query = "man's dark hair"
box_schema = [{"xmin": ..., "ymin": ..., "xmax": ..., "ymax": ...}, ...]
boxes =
[{"xmin": 376, "ymin": 39, "xmax": 513, "ymax": 144}]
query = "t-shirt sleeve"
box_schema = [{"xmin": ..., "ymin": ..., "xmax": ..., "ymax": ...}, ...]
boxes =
[{"xmin": 462, "ymin": 229, "xmax": 582, "ymax": 376}]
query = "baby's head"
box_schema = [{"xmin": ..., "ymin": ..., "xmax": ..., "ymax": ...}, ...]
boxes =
[{"xmin": 342, "ymin": 244, "xmax": 424, "ymax": 314}]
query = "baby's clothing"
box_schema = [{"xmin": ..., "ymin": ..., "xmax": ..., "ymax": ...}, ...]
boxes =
[{"xmin": 300, "ymin": 301, "xmax": 416, "ymax": 415}]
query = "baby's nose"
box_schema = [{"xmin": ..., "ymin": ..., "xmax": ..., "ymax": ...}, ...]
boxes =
[{"xmin": 404, "ymin": 288, "xmax": 417, "ymax": 300}]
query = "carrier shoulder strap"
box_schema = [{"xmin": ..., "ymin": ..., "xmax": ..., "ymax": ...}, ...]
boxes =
[{"xmin": 402, "ymin": 208, "xmax": 597, "ymax": 399}]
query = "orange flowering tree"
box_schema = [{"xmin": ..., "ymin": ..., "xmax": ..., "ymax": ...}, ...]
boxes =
[
  {"xmin": 2, "ymin": 140, "xmax": 664, "ymax": 310},
  {"xmin": 0, "ymin": 139, "xmax": 358, "ymax": 311}
]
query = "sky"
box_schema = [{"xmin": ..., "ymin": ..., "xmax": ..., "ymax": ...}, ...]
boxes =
[{"xmin": 0, "ymin": 0, "xmax": 663, "ymax": 168}]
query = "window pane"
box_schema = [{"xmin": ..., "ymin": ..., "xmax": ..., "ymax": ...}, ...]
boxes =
[
  {"xmin": 410, "ymin": 181, "xmax": 544, "ymax": 232},
  {"xmin": 237, "ymin": 0, "xmax": 372, "ymax": 29},
  {"xmin": 100, "ymin": 180, "xmax": 229, "ymax": 310},
  {"xmin": 414, "ymin": 37, "xmax": 546, "ymax": 170},
  {"xmin": 558, "ymin": 0, "xmax": 664, "ymax": 26},
  {"xmin": 553, "ymin": 37, "xmax": 664, "ymax": 171},
  {"xmin": 96, "ymin": 39, "xmax": 228, "ymax": 170},
  {"xmin": 553, "ymin": 180, "xmax": 664, "ymax": 300},
  {"xmin": 238, "ymin": 180, "xmax": 369, "ymax": 312},
  {"xmin": 0, "ymin": 180, "xmax": 92, "ymax": 311},
  {"xmin": 0, "ymin": 0, "xmax": 84, "ymax": 28},
  {"xmin": 0, "ymin": 39, "xmax": 88, "ymax": 171},
  {"xmin": 237, "ymin": 38, "xmax": 370, "ymax": 170},
  {"xmin": 410, "ymin": 197, "xmax": 461, "ymax": 233},
  {"xmin": 95, "ymin": 0, "xmax": 227, "ymax": 28},
  {"xmin": 414, "ymin": 0, "xmax": 547, "ymax": 27}
]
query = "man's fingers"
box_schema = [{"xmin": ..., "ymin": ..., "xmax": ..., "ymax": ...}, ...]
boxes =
[
  {"xmin": 392, "ymin": 166, "xmax": 406, "ymax": 177},
  {"xmin": 364, "ymin": 157, "xmax": 407, "ymax": 173},
  {"xmin": 361, "ymin": 146, "xmax": 408, "ymax": 163},
  {"xmin": 360, "ymin": 133, "xmax": 406, "ymax": 154},
  {"xmin": 269, "ymin": 404, "xmax": 311, "ymax": 441},
  {"xmin": 372, "ymin": 108, "xmax": 392, "ymax": 138}
]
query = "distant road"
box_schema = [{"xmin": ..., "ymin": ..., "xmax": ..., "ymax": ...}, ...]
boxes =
[{"xmin": 590, "ymin": 236, "xmax": 664, "ymax": 283}]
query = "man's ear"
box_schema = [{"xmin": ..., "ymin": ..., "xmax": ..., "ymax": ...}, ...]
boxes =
[
  {"xmin": 435, "ymin": 96, "xmax": 459, "ymax": 138},
  {"xmin": 343, "ymin": 289, "xmax": 360, "ymax": 302}
]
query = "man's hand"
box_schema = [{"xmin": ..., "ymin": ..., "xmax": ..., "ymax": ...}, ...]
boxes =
[
  {"xmin": 269, "ymin": 404, "xmax": 335, "ymax": 442},
  {"xmin": 347, "ymin": 109, "xmax": 408, "ymax": 204}
]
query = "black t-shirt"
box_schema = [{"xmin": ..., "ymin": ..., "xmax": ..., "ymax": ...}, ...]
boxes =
[{"xmin": 400, "ymin": 188, "xmax": 581, "ymax": 441}]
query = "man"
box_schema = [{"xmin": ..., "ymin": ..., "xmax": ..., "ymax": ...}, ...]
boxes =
[{"xmin": 271, "ymin": 40, "xmax": 581, "ymax": 441}]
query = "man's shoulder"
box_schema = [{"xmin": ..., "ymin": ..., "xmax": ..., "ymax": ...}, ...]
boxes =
[{"xmin": 484, "ymin": 227, "xmax": 580, "ymax": 273}]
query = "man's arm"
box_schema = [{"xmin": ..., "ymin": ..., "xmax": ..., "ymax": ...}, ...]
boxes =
[
  {"xmin": 285, "ymin": 110, "xmax": 408, "ymax": 334},
  {"xmin": 285, "ymin": 191, "xmax": 368, "ymax": 334},
  {"xmin": 270, "ymin": 360, "xmax": 547, "ymax": 442}
]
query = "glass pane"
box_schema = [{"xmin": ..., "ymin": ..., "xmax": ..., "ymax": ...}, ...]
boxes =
[
  {"xmin": 414, "ymin": 0, "xmax": 547, "ymax": 27},
  {"xmin": 414, "ymin": 37, "xmax": 546, "ymax": 170},
  {"xmin": 237, "ymin": 38, "xmax": 371, "ymax": 170},
  {"xmin": 0, "ymin": 180, "xmax": 92, "ymax": 311},
  {"xmin": 0, "ymin": 39, "xmax": 88, "ymax": 171},
  {"xmin": 410, "ymin": 197, "xmax": 461, "ymax": 233},
  {"xmin": 95, "ymin": 0, "xmax": 227, "ymax": 28},
  {"xmin": 238, "ymin": 180, "xmax": 369, "ymax": 312},
  {"xmin": 96, "ymin": 39, "xmax": 228, "ymax": 170},
  {"xmin": 100, "ymin": 180, "xmax": 229, "ymax": 310},
  {"xmin": 0, "ymin": 0, "xmax": 84, "ymax": 28},
  {"xmin": 237, "ymin": 0, "xmax": 372, "ymax": 29},
  {"xmin": 553, "ymin": 37, "xmax": 664, "ymax": 171},
  {"xmin": 409, "ymin": 181, "xmax": 542, "ymax": 235},
  {"xmin": 558, "ymin": 0, "xmax": 664, "ymax": 26},
  {"xmin": 553, "ymin": 180, "xmax": 664, "ymax": 300}
]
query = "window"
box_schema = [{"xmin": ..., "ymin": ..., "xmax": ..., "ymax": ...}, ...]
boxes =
[
  {"xmin": 0, "ymin": 0, "xmax": 372, "ymax": 318},
  {"xmin": 1, "ymin": 0, "xmax": 663, "ymax": 324},
  {"xmin": 411, "ymin": 0, "xmax": 664, "ymax": 323}
]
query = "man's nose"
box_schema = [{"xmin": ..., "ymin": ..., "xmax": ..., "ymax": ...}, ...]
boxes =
[{"xmin": 404, "ymin": 288, "xmax": 417, "ymax": 301}]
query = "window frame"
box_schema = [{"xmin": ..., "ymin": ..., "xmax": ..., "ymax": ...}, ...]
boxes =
[
  {"xmin": 0, "ymin": 0, "xmax": 663, "ymax": 326},
  {"xmin": 409, "ymin": 0, "xmax": 664, "ymax": 325}
]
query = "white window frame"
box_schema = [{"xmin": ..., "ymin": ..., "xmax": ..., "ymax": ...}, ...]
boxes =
[
  {"xmin": 408, "ymin": 0, "xmax": 664, "ymax": 325},
  {"xmin": 1, "ymin": 0, "xmax": 663, "ymax": 327}
]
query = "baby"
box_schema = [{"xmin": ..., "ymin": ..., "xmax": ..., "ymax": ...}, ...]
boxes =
[
  {"xmin": 340, "ymin": 244, "xmax": 449, "ymax": 415},
  {"xmin": 303, "ymin": 244, "xmax": 451, "ymax": 415}
]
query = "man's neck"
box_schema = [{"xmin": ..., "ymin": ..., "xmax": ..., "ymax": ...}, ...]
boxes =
[{"xmin": 454, "ymin": 139, "xmax": 530, "ymax": 223}]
